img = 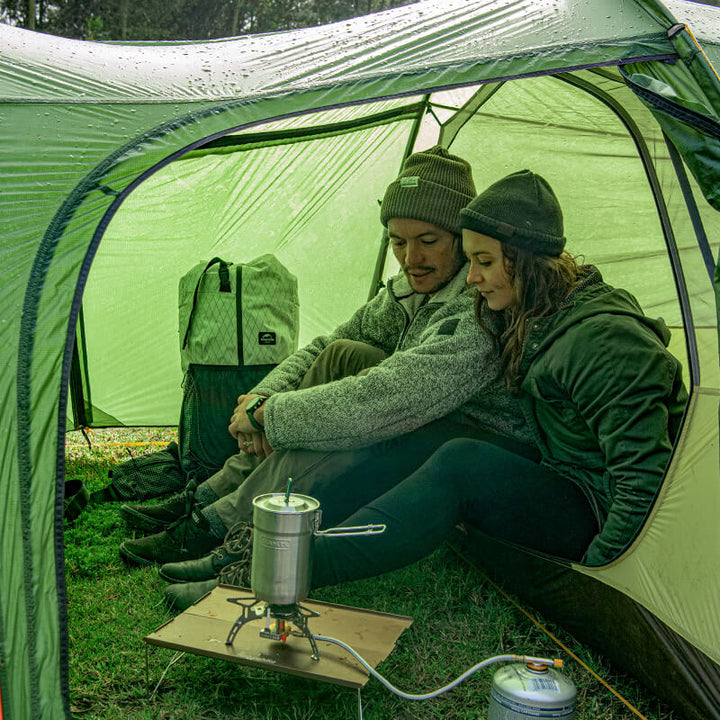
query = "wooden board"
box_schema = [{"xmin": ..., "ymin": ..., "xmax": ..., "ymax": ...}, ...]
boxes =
[{"xmin": 144, "ymin": 585, "xmax": 413, "ymax": 688}]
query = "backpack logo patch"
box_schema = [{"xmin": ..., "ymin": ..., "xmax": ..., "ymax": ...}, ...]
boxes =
[{"xmin": 258, "ymin": 331, "xmax": 277, "ymax": 345}]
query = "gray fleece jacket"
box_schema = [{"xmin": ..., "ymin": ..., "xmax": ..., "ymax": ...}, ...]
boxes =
[{"xmin": 251, "ymin": 264, "xmax": 530, "ymax": 451}]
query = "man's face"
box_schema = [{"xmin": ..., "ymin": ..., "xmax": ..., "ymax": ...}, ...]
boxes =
[{"xmin": 387, "ymin": 218, "xmax": 464, "ymax": 295}]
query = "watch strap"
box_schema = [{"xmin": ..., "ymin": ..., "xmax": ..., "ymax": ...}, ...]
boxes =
[{"xmin": 246, "ymin": 396, "xmax": 267, "ymax": 432}]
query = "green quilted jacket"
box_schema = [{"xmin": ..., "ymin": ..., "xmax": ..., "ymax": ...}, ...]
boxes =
[{"xmin": 514, "ymin": 267, "xmax": 687, "ymax": 565}]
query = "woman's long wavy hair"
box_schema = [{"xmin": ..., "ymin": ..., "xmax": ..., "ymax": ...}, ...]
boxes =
[{"xmin": 476, "ymin": 244, "xmax": 585, "ymax": 388}]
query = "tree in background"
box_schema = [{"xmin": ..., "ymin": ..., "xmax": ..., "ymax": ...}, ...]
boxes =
[{"xmin": 0, "ymin": 0, "xmax": 418, "ymax": 40}]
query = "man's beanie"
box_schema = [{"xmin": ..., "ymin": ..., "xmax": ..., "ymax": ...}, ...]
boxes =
[
  {"xmin": 380, "ymin": 146, "xmax": 476, "ymax": 236},
  {"xmin": 460, "ymin": 170, "xmax": 566, "ymax": 256}
]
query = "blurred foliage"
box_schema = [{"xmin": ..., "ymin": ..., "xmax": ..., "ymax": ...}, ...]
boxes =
[{"xmin": 0, "ymin": 0, "xmax": 418, "ymax": 40}]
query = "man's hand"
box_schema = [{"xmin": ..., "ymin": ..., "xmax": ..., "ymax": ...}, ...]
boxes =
[
  {"xmin": 229, "ymin": 394, "xmax": 271, "ymax": 458},
  {"xmin": 236, "ymin": 430, "xmax": 274, "ymax": 459},
  {"xmin": 228, "ymin": 393, "xmax": 262, "ymax": 438}
]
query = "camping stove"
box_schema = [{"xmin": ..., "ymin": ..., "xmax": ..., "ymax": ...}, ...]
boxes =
[
  {"xmin": 225, "ymin": 596, "xmax": 323, "ymax": 659},
  {"xmin": 225, "ymin": 483, "xmax": 384, "ymax": 660}
]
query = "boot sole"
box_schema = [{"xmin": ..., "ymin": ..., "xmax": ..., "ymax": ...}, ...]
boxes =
[
  {"xmin": 119, "ymin": 504, "xmax": 177, "ymax": 534},
  {"xmin": 158, "ymin": 566, "xmax": 216, "ymax": 584},
  {"xmin": 119, "ymin": 541, "xmax": 159, "ymax": 567}
]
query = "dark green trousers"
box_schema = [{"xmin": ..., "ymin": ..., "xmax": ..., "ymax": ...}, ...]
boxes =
[{"xmin": 311, "ymin": 437, "xmax": 598, "ymax": 588}]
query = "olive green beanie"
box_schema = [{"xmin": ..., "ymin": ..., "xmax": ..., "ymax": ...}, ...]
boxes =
[
  {"xmin": 460, "ymin": 170, "xmax": 566, "ymax": 256},
  {"xmin": 380, "ymin": 145, "xmax": 476, "ymax": 236}
]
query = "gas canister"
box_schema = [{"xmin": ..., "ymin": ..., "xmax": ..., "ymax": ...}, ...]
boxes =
[{"xmin": 487, "ymin": 661, "xmax": 577, "ymax": 719}]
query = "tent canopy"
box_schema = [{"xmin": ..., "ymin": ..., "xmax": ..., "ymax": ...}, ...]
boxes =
[{"xmin": 2, "ymin": 1, "xmax": 720, "ymax": 718}]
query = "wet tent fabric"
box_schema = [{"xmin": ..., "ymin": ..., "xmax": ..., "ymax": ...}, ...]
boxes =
[{"xmin": 2, "ymin": 0, "xmax": 720, "ymax": 718}]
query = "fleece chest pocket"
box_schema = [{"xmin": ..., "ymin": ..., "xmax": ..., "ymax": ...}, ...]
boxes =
[{"xmin": 437, "ymin": 318, "xmax": 460, "ymax": 335}]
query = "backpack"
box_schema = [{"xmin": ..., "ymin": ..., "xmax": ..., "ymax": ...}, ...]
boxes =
[
  {"xmin": 177, "ymin": 255, "xmax": 299, "ymax": 476},
  {"xmin": 97, "ymin": 255, "xmax": 299, "ymax": 502},
  {"xmin": 178, "ymin": 254, "xmax": 299, "ymax": 371}
]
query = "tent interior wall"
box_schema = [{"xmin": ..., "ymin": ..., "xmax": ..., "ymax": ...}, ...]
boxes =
[{"xmin": 71, "ymin": 69, "xmax": 719, "ymax": 428}]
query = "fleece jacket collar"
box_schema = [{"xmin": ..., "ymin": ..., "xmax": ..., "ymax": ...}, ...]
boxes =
[{"xmin": 387, "ymin": 261, "xmax": 471, "ymax": 305}]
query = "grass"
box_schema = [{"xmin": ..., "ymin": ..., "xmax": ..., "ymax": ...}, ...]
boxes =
[{"xmin": 64, "ymin": 428, "xmax": 678, "ymax": 720}]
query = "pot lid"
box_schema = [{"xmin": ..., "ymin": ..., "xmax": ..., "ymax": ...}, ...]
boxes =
[{"xmin": 253, "ymin": 492, "xmax": 320, "ymax": 514}]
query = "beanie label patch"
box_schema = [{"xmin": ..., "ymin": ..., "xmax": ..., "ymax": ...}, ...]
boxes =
[
  {"xmin": 496, "ymin": 221, "xmax": 516, "ymax": 239},
  {"xmin": 400, "ymin": 176, "xmax": 419, "ymax": 187}
]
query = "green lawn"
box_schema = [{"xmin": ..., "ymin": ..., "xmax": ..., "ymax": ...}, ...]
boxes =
[{"xmin": 65, "ymin": 429, "xmax": 676, "ymax": 720}]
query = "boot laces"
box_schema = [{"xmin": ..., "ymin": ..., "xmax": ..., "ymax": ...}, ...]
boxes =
[
  {"xmin": 166, "ymin": 511, "xmax": 210, "ymax": 549},
  {"xmin": 218, "ymin": 557, "xmax": 251, "ymax": 587},
  {"xmin": 221, "ymin": 521, "xmax": 253, "ymax": 554},
  {"xmin": 212, "ymin": 521, "xmax": 253, "ymax": 559}
]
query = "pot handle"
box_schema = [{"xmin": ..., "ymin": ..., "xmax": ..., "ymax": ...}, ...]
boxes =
[{"xmin": 314, "ymin": 524, "xmax": 386, "ymax": 538}]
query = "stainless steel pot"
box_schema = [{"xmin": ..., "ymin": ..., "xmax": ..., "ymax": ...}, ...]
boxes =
[{"xmin": 251, "ymin": 491, "xmax": 385, "ymax": 606}]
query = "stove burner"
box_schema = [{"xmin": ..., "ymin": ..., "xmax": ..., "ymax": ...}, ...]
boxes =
[{"xmin": 225, "ymin": 595, "xmax": 322, "ymax": 660}]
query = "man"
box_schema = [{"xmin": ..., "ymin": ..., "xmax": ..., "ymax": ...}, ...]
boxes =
[{"xmin": 118, "ymin": 146, "xmax": 532, "ymax": 579}]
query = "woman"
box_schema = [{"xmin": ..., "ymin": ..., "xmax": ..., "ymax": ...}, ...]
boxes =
[{"xmin": 310, "ymin": 169, "xmax": 687, "ymax": 585}]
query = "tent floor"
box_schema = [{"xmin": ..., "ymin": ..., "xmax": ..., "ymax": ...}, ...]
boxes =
[{"xmin": 452, "ymin": 529, "xmax": 720, "ymax": 720}]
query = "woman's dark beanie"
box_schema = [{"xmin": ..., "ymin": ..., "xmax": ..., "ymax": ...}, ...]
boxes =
[
  {"xmin": 381, "ymin": 146, "xmax": 476, "ymax": 236},
  {"xmin": 460, "ymin": 170, "xmax": 566, "ymax": 256}
]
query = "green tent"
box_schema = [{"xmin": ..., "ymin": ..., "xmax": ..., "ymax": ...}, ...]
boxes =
[{"xmin": 2, "ymin": 0, "xmax": 720, "ymax": 717}]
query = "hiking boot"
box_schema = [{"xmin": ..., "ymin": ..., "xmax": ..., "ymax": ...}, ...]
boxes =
[
  {"xmin": 119, "ymin": 484, "xmax": 197, "ymax": 533},
  {"xmin": 119, "ymin": 512, "xmax": 221, "ymax": 567},
  {"xmin": 163, "ymin": 579, "xmax": 217, "ymax": 612},
  {"xmin": 163, "ymin": 559, "xmax": 251, "ymax": 612},
  {"xmin": 159, "ymin": 521, "xmax": 253, "ymax": 583}
]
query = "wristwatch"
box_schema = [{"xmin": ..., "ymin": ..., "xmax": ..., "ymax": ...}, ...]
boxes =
[{"xmin": 245, "ymin": 395, "xmax": 268, "ymax": 432}]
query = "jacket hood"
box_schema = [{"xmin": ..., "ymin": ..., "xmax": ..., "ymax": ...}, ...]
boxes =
[{"xmin": 530, "ymin": 266, "xmax": 672, "ymax": 355}]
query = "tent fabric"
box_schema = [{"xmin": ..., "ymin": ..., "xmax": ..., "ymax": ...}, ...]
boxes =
[{"xmin": 2, "ymin": 1, "xmax": 720, "ymax": 718}]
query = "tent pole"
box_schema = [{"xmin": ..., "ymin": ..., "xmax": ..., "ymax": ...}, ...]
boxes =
[
  {"xmin": 663, "ymin": 131, "xmax": 716, "ymax": 281},
  {"xmin": 557, "ymin": 72, "xmax": 700, "ymax": 385},
  {"xmin": 367, "ymin": 96, "xmax": 430, "ymax": 301}
]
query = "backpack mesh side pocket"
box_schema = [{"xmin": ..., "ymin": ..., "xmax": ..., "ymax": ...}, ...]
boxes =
[
  {"xmin": 178, "ymin": 363, "xmax": 275, "ymax": 480},
  {"xmin": 105, "ymin": 442, "xmax": 187, "ymax": 501}
]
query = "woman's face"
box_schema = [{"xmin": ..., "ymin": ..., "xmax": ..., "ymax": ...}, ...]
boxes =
[{"xmin": 463, "ymin": 229, "xmax": 515, "ymax": 311}]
